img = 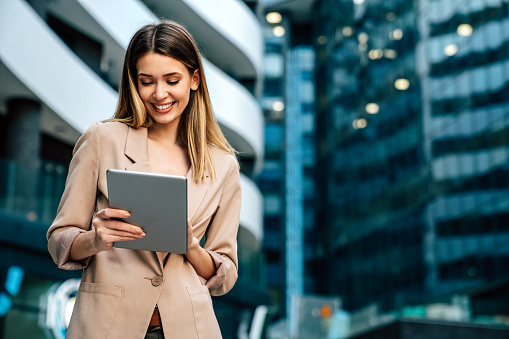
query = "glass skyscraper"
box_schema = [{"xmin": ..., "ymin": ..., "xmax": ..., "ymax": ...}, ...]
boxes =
[{"xmin": 314, "ymin": 0, "xmax": 509, "ymax": 321}]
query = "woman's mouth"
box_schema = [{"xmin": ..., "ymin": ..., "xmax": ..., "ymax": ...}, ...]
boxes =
[{"xmin": 153, "ymin": 102, "xmax": 175, "ymax": 110}]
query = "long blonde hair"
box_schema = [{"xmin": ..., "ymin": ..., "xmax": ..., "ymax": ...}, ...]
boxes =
[{"xmin": 110, "ymin": 21, "xmax": 236, "ymax": 182}]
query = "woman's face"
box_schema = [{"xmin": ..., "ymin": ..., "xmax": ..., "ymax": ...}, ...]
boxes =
[{"xmin": 136, "ymin": 52, "xmax": 200, "ymax": 127}]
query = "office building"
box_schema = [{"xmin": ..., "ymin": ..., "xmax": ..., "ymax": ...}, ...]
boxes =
[{"xmin": 314, "ymin": 0, "xmax": 509, "ymax": 322}]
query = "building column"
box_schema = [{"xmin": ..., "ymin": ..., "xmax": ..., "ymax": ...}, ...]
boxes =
[{"xmin": 5, "ymin": 98, "xmax": 42, "ymax": 217}]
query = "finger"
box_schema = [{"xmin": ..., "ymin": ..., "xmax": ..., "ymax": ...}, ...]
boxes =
[
  {"xmin": 106, "ymin": 220, "xmax": 145, "ymax": 235},
  {"xmin": 115, "ymin": 236, "xmax": 146, "ymax": 242},
  {"xmin": 97, "ymin": 227, "xmax": 145, "ymax": 241},
  {"xmin": 109, "ymin": 228, "xmax": 145, "ymax": 238},
  {"xmin": 96, "ymin": 208, "xmax": 130, "ymax": 220}
]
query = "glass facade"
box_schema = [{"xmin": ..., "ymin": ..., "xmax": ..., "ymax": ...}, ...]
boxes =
[
  {"xmin": 314, "ymin": 0, "xmax": 509, "ymax": 319},
  {"xmin": 259, "ymin": 10, "xmax": 317, "ymax": 325},
  {"xmin": 259, "ymin": 20, "xmax": 287, "ymax": 314},
  {"xmin": 285, "ymin": 45, "xmax": 317, "ymax": 336}
]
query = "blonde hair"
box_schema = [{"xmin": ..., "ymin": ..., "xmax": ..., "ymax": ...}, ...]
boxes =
[{"xmin": 110, "ymin": 21, "xmax": 236, "ymax": 182}]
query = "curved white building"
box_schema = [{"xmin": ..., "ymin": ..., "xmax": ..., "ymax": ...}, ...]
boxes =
[{"xmin": 0, "ymin": 0, "xmax": 266, "ymax": 336}]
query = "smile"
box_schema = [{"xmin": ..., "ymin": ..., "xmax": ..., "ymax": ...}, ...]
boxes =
[{"xmin": 153, "ymin": 102, "xmax": 175, "ymax": 110}]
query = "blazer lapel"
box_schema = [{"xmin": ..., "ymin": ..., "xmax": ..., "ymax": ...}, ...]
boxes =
[
  {"xmin": 186, "ymin": 170, "xmax": 209, "ymax": 223},
  {"xmin": 124, "ymin": 126, "xmax": 151, "ymax": 173}
]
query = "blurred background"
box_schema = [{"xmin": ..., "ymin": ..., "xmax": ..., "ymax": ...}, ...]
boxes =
[{"xmin": 1, "ymin": 0, "xmax": 509, "ymax": 338}]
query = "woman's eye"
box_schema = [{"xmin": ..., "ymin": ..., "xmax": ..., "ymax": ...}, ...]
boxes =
[
  {"xmin": 140, "ymin": 81, "xmax": 153, "ymax": 86},
  {"xmin": 167, "ymin": 80, "xmax": 180, "ymax": 85}
]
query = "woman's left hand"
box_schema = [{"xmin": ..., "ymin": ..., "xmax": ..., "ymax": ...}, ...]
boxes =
[
  {"xmin": 187, "ymin": 220, "xmax": 199, "ymax": 251},
  {"xmin": 185, "ymin": 220, "xmax": 215, "ymax": 279}
]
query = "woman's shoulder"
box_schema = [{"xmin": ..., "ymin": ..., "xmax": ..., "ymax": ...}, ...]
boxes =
[
  {"xmin": 96, "ymin": 120, "xmax": 130, "ymax": 134},
  {"xmin": 208, "ymin": 145, "xmax": 239, "ymax": 175},
  {"xmin": 74, "ymin": 121, "xmax": 130, "ymax": 155},
  {"xmin": 209, "ymin": 145, "xmax": 237, "ymax": 163},
  {"xmin": 80, "ymin": 121, "xmax": 129, "ymax": 141}
]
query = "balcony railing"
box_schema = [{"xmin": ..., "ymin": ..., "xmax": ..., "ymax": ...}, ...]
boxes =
[{"xmin": 0, "ymin": 158, "xmax": 67, "ymax": 225}]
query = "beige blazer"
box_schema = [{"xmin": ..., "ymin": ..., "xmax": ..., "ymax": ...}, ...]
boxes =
[{"xmin": 47, "ymin": 121, "xmax": 241, "ymax": 339}]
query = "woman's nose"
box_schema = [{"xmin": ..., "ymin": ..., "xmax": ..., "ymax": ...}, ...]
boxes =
[{"xmin": 153, "ymin": 84, "xmax": 168, "ymax": 101}]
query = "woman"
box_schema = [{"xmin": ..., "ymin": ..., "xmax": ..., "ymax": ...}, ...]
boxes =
[{"xmin": 47, "ymin": 21, "xmax": 241, "ymax": 339}]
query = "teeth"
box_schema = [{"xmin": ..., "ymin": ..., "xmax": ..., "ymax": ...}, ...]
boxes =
[{"xmin": 154, "ymin": 102, "xmax": 174, "ymax": 109}]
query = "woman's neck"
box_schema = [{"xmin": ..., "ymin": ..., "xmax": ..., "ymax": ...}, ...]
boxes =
[{"xmin": 148, "ymin": 122, "xmax": 182, "ymax": 147}]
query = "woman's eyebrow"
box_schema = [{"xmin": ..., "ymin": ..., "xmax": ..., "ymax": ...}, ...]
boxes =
[{"xmin": 138, "ymin": 72, "xmax": 181, "ymax": 77}]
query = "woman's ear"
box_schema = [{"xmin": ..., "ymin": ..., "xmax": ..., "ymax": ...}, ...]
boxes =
[{"xmin": 191, "ymin": 69, "xmax": 200, "ymax": 91}]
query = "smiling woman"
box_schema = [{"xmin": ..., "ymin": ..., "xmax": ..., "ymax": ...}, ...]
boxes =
[
  {"xmin": 136, "ymin": 53, "xmax": 200, "ymax": 128},
  {"xmin": 46, "ymin": 21, "xmax": 242, "ymax": 339}
]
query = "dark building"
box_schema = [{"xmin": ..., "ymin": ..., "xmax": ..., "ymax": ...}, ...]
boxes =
[{"xmin": 313, "ymin": 0, "xmax": 509, "ymax": 321}]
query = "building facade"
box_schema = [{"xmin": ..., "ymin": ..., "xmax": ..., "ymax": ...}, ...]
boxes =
[
  {"xmin": 314, "ymin": 0, "xmax": 509, "ymax": 322},
  {"xmin": 0, "ymin": 1, "xmax": 266, "ymax": 338}
]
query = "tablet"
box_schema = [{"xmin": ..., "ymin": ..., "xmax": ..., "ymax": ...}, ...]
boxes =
[{"xmin": 107, "ymin": 169, "xmax": 187, "ymax": 253}]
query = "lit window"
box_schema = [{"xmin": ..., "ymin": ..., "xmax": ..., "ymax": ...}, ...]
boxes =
[
  {"xmin": 353, "ymin": 118, "xmax": 367, "ymax": 129},
  {"xmin": 457, "ymin": 24, "xmax": 473, "ymax": 37},
  {"xmin": 394, "ymin": 78, "xmax": 410, "ymax": 90},
  {"xmin": 368, "ymin": 49, "xmax": 383, "ymax": 60},
  {"xmin": 272, "ymin": 26, "xmax": 285, "ymax": 37},
  {"xmin": 386, "ymin": 12, "xmax": 396, "ymax": 21},
  {"xmin": 358, "ymin": 32, "xmax": 369, "ymax": 44},
  {"xmin": 365, "ymin": 103, "xmax": 379, "ymax": 114},
  {"xmin": 342, "ymin": 26, "xmax": 354, "ymax": 37},
  {"xmin": 389, "ymin": 28, "xmax": 403, "ymax": 40},
  {"xmin": 272, "ymin": 101, "xmax": 285, "ymax": 111},
  {"xmin": 266, "ymin": 12, "xmax": 282, "ymax": 24},
  {"xmin": 384, "ymin": 49, "xmax": 397, "ymax": 59},
  {"xmin": 317, "ymin": 35, "xmax": 328, "ymax": 45},
  {"xmin": 444, "ymin": 44, "xmax": 458, "ymax": 56}
]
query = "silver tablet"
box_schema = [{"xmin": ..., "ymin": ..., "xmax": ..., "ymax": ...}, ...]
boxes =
[{"xmin": 107, "ymin": 169, "xmax": 187, "ymax": 253}]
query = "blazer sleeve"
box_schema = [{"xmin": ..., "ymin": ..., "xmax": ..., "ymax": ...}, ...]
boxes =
[
  {"xmin": 47, "ymin": 122, "xmax": 100, "ymax": 270},
  {"xmin": 202, "ymin": 155, "xmax": 241, "ymax": 296}
]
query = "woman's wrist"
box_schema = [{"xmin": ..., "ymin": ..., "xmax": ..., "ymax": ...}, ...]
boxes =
[
  {"xmin": 185, "ymin": 237, "xmax": 215, "ymax": 279},
  {"xmin": 69, "ymin": 230, "xmax": 100, "ymax": 261},
  {"xmin": 186, "ymin": 237, "xmax": 201, "ymax": 256}
]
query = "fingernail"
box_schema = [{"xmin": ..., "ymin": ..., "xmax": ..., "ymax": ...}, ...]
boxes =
[{"xmin": 123, "ymin": 212, "xmax": 130, "ymax": 217}]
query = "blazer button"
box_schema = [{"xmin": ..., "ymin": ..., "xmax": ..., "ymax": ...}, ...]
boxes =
[{"xmin": 151, "ymin": 276, "xmax": 163, "ymax": 286}]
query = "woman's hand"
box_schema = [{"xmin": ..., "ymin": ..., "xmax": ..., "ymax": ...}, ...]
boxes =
[
  {"xmin": 187, "ymin": 220, "xmax": 199, "ymax": 250},
  {"xmin": 92, "ymin": 208, "xmax": 145, "ymax": 252},
  {"xmin": 185, "ymin": 220, "xmax": 215, "ymax": 279}
]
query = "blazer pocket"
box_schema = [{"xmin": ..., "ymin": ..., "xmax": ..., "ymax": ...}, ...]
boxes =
[
  {"xmin": 186, "ymin": 285, "xmax": 222, "ymax": 339},
  {"xmin": 68, "ymin": 282, "xmax": 123, "ymax": 337},
  {"xmin": 79, "ymin": 281, "xmax": 123, "ymax": 296}
]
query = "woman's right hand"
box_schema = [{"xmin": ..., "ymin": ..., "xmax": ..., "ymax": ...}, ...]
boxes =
[{"xmin": 92, "ymin": 208, "xmax": 145, "ymax": 252}]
